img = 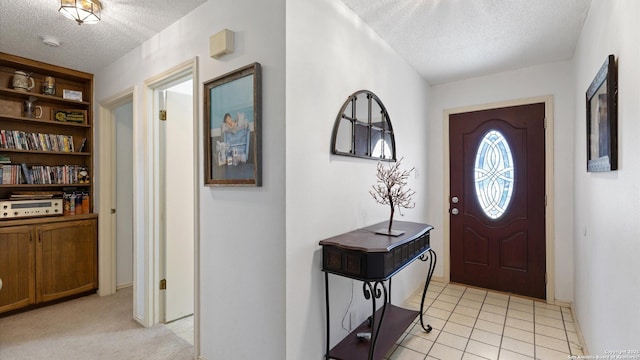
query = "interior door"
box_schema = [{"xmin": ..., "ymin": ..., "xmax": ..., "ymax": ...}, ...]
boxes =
[
  {"xmin": 449, "ymin": 103, "xmax": 546, "ymax": 299},
  {"xmin": 160, "ymin": 82, "xmax": 195, "ymax": 322}
]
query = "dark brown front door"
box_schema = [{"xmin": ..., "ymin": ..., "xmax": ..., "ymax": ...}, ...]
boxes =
[{"xmin": 449, "ymin": 103, "xmax": 546, "ymax": 299}]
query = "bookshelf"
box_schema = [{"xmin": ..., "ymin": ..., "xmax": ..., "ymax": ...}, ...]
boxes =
[
  {"xmin": 0, "ymin": 52, "xmax": 93, "ymax": 209},
  {"xmin": 0, "ymin": 52, "xmax": 97, "ymax": 314}
]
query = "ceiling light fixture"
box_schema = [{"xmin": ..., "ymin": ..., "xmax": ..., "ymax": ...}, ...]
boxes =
[
  {"xmin": 41, "ymin": 36, "xmax": 61, "ymax": 47},
  {"xmin": 59, "ymin": 0, "xmax": 102, "ymax": 25}
]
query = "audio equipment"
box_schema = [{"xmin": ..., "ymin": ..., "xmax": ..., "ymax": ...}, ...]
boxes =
[{"xmin": 0, "ymin": 199, "xmax": 63, "ymax": 219}]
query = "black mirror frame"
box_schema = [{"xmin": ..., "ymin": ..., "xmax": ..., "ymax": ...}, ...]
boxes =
[{"xmin": 331, "ymin": 90, "xmax": 397, "ymax": 161}]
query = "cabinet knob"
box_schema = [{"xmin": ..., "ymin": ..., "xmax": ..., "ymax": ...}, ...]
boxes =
[{"xmin": 111, "ymin": 208, "xmax": 116, "ymax": 214}]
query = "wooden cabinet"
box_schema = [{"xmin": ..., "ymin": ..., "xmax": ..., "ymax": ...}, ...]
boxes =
[
  {"xmin": 0, "ymin": 225, "xmax": 35, "ymax": 313},
  {"xmin": 0, "ymin": 215, "xmax": 97, "ymax": 314},
  {"xmin": 36, "ymin": 219, "xmax": 97, "ymax": 303},
  {"xmin": 0, "ymin": 53, "xmax": 98, "ymax": 315}
]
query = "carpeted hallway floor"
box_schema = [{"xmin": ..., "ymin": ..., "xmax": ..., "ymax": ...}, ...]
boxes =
[{"xmin": 0, "ymin": 287, "xmax": 194, "ymax": 360}]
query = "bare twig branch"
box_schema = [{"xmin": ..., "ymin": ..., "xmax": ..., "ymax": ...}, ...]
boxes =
[{"xmin": 369, "ymin": 158, "xmax": 415, "ymax": 233}]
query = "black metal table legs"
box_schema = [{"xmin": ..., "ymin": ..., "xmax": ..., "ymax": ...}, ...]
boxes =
[
  {"xmin": 323, "ymin": 248, "xmax": 437, "ymax": 360},
  {"xmin": 418, "ymin": 248, "xmax": 437, "ymax": 333}
]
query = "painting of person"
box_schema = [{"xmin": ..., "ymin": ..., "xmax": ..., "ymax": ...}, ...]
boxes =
[{"xmin": 222, "ymin": 113, "xmax": 237, "ymax": 131}]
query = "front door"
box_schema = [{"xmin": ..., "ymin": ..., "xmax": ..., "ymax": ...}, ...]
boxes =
[{"xmin": 449, "ymin": 103, "xmax": 546, "ymax": 299}]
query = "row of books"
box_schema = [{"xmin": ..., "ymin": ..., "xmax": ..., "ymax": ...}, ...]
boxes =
[
  {"xmin": 0, "ymin": 129, "xmax": 79, "ymax": 153},
  {"xmin": 1, "ymin": 164, "xmax": 87, "ymax": 185}
]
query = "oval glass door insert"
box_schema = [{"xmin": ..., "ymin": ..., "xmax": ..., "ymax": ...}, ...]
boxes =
[{"xmin": 474, "ymin": 130, "xmax": 515, "ymax": 219}]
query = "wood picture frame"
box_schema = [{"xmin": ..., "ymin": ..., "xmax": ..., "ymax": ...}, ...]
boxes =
[
  {"xmin": 586, "ymin": 54, "xmax": 617, "ymax": 172},
  {"xmin": 204, "ymin": 63, "xmax": 262, "ymax": 186}
]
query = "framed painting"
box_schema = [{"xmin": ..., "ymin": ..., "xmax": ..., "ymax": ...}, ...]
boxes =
[
  {"xmin": 204, "ymin": 63, "xmax": 262, "ymax": 186},
  {"xmin": 586, "ymin": 54, "xmax": 617, "ymax": 172}
]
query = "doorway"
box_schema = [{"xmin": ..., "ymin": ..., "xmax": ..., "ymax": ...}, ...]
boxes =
[
  {"xmin": 98, "ymin": 58, "xmax": 200, "ymax": 357},
  {"xmin": 157, "ymin": 80, "xmax": 195, "ymax": 323},
  {"xmin": 141, "ymin": 58, "xmax": 199, "ymax": 357},
  {"xmin": 448, "ymin": 102, "xmax": 547, "ymax": 299},
  {"xmin": 114, "ymin": 101, "xmax": 134, "ymax": 289}
]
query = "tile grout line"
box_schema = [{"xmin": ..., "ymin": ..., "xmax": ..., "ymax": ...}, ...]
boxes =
[
  {"xmin": 533, "ymin": 299, "xmax": 537, "ymax": 360},
  {"xmin": 426, "ymin": 284, "xmax": 464, "ymax": 359},
  {"xmin": 460, "ymin": 287, "xmax": 492, "ymax": 360},
  {"xmin": 495, "ymin": 294, "xmax": 512, "ymax": 360}
]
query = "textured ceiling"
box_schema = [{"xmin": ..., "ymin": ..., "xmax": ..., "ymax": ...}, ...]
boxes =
[
  {"xmin": 0, "ymin": 1, "xmax": 591, "ymax": 84},
  {"xmin": 0, "ymin": 0, "xmax": 207, "ymax": 74},
  {"xmin": 340, "ymin": 0, "xmax": 592, "ymax": 84}
]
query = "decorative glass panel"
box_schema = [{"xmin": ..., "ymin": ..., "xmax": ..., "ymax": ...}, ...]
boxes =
[{"xmin": 474, "ymin": 130, "xmax": 515, "ymax": 219}]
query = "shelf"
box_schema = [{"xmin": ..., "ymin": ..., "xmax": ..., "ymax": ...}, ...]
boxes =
[
  {"xmin": 0, "ymin": 213, "xmax": 97, "ymax": 227},
  {"xmin": 0, "ymin": 114, "xmax": 90, "ymax": 128},
  {"xmin": 0, "ymin": 148, "xmax": 90, "ymax": 156},
  {"xmin": 0, "ymin": 88, "xmax": 90, "ymax": 107},
  {"xmin": 328, "ymin": 305, "xmax": 418, "ymax": 360},
  {"xmin": 0, "ymin": 184, "xmax": 91, "ymax": 188}
]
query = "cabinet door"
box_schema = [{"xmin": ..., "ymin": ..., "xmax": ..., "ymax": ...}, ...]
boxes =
[
  {"xmin": 36, "ymin": 219, "xmax": 97, "ymax": 303},
  {"xmin": 0, "ymin": 226, "xmax": 35, "ymax": 313}
]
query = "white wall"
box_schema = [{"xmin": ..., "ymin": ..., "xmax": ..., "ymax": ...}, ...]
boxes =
[
  {"xmin": 427, "ymin": 61, "xmax": 576, "ymax": 302},
  {"xmin": 94, "ymin": 0, "xmax": 286, "ymax": 358},
  {"xmin": 286, "ymin": 0, "xmax": 432, "ymax": 358},
  {"xmin": 572, "ymin": 0, "xmax": 640, "ymax": 354},
  {"xmin": 114, "ymin": 101, "xmax": 134, "ymax": 288}
]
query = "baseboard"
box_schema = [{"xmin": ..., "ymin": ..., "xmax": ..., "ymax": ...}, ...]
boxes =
[
  {"xmin": 116, "ymin": 282, "xmax": 133, "ymax": 290},
  {"xmin": 402, "ymin": 275, "xmax": 447, "ymax": 307},
  {"xmin": 570, "ymin": 304, "xmax": 590, "ymax": 355},
  {"xmin": 553, "ymin": 299, "xmax": 571, "ymax": 307}
]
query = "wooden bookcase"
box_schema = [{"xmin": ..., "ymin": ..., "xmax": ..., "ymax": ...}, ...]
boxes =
[
  {"xmin": 0, "ymin": 52, "xmax": 93, "ymax": 208},
  {"xmin": 0, "ymin": 52, "xmax": 97, "ymax": 315}
]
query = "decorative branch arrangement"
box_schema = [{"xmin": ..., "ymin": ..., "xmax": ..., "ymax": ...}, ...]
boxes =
[{"xmin": 369, "ymin": 158, "xmax": 416, "ymax": 235}]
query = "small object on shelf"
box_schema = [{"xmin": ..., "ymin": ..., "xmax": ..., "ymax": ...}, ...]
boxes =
[
  {"xmin": 52, "ymin": 109, "xmax": 87, "ymax": 123},
  {"xmin": 62, "ymin": 89, "xmax": 83, "ymax": 101},
  {"xmin": 78, "ymin": 167, "xmax": 89, "ymax": 183},
  {"xmin": 43, "ymin": 76, "xmax": 56, "ymax": 95},
  {"xmin": 24, "ymin": 96, "xmax": 42, "ymax": 118},
  {"xmin": 82, "ymin": 192, "xmax": 90, "ymax": 214},
  {"xmin": 12, "ymin": 70, "xmax": 35, "ymax": 92}
]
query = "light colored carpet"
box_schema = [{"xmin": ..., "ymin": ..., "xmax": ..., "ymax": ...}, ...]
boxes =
[{"xmin": 0, "ymin": 287, "xmax": 194, "ymax": 360}]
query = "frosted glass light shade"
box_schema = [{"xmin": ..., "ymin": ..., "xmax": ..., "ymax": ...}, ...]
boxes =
[{"xmin": 59, "ymin": 0, "xmax": 101, "ymax": 25}]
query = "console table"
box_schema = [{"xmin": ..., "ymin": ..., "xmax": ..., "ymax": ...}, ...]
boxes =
[{"xmin": 319, "ymin": 221, "xmax": 436, "ymax": 360}]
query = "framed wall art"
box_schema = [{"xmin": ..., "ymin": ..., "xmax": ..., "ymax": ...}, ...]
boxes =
[
  {"xmin": 204, "ymin": 62, "xmax": 262, "ymax": 186},
  {"xmin": 586, "ymin": 54, "xmax": 617, "ymax": 172}
]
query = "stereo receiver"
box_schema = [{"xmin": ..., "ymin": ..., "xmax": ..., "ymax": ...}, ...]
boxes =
[{"xmin": 0, "ymin": 199, "xmax": 63, "ymax": 219}]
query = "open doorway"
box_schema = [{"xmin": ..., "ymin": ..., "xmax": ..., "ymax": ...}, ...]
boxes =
[
  {"xmin": 142, "ymin": 58, "xmax": 200, "ymax": 356},
  {"xmin": 98, "ymin": 58, "xmax": 200, "ymax": 357},
  {"xmin": 157, "ymin": 79, "xmax": 195, "ymax": 324},
  {"xmin": 114, "ymin": 101, "xmax": 134, "ymax": 290}
]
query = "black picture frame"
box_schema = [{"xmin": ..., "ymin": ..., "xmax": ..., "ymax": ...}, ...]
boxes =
[
  {"xmin": 586, "ymin": 54, "xmax": 617, "ymax": 172},
  {"xmin": 204, "ymin": 63, "xmax": 262, "ymax": 186}
]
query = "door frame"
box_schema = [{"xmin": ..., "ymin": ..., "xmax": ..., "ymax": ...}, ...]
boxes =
[
  {"xmin": 442, "ymin": 95, "xmax": 556, "ymax": 303},
  {"xmin": 98, "ymin": 87, "xmax": 135, "ymax": 299},
  {"xmin": 142, "ymin": 58, "xmax": 200, "ymax": 334}
]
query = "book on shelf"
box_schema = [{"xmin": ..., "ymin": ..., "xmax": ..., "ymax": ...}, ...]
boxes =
[
  {"xmin": 10, "ymin": 190, "xmax": 62, "ymax": 200},
  {"xmin": 1, "ymin": 164, "xmax": 23, "ymax": 185},
  {"xmin": 21, "ymin": 163, "xmax": 33, "ymax": 184},
  {"xmin": 78, "ymin": 138, "xmax": 87, "ymax": 153},
  {"xmin": 0, "ymin": 129, "xmax": 75, "ymax": 153}
]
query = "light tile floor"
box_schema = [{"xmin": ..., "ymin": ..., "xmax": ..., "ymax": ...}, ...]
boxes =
[{"xmin": 385, "ymin": 281, "xmax": 584, "ymax": 360}]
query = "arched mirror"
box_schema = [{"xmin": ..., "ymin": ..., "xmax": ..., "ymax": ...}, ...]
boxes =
[{"xmin": 331, "ymin": 90, "xmax": 396, "ymax": 161}]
